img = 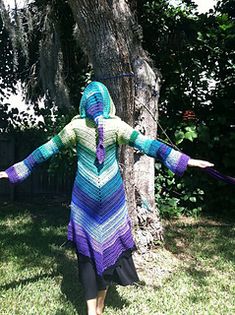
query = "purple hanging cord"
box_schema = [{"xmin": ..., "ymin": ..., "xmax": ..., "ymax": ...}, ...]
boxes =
[{"xmin": 203, "ymin": 167, "xmax": 235, "ymax": 185}]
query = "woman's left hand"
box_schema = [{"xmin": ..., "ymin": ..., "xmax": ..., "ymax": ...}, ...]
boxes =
[
  {"xmin": 188, "ymin": 159, "xmax": 214, "ymax": 168},
  {"xmin": 0, "ymin": 171, "xmax": 8, "ymax": 179}
]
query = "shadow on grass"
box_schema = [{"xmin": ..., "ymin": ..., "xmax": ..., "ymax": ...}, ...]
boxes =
[
  {"xmin": 0, "ymin": 201, "xmax": 129, "ymax": 314},
  {"xmin": 165, "ymin": 218, "xmax": 235, "ymax": 261},
  {"xmin": 0, "ymin": 271, "xmax": 60, "ymax": 291},
  {"xmin": 184, "ymin": 265, "xmax": 210, "ymax": 287},
  {"xmin": 0, "ymin": 201, "xmax": 70, "ymax": 267},
  {"xmin": 105, "ymin": 286, "xmax": 130, "ymax": 312},
  {"xmin": 164, "ymin": 217, "xmax": 235, "ymax": 287},
  {"xmin": 54, "ymin": 249, "xmax": 87, "ymax": 315}
]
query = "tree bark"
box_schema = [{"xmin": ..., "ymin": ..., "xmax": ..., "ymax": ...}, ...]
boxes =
[{"xmin": 68, "ymin": 0, "xmax": 163, "ymax": 245}]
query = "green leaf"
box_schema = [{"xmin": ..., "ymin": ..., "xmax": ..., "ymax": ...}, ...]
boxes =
[
  {"xmin": 175, "ymin": 130, "xmax": 185, "ymax": 144},
  {"xmin": 184, "ymin": 131, "xmax": 198, "ymax": 142}
]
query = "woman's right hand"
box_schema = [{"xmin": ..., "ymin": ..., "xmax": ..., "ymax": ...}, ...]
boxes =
[{"xmin": 0, "ymin": 171, "xmax": 8, "ymax": 179}]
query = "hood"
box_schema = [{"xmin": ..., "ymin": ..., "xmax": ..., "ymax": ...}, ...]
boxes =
[
  {"xmin": 79, "ymin": 81, "xmax": 116, "ymax": 119},
  {"xmin": 79, "ymin": 81, "xmax": 116, "ymax": 165}
]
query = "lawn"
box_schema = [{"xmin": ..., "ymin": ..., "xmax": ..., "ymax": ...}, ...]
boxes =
[{"xmin": 0, "ymin": 202, "xmax": 234, "ymax": 315}]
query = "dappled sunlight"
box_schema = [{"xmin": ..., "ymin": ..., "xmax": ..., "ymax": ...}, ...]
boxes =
[
  {"xmin": 1, "ymin": 203, "xmax": 234, "ymax": 315},
  {"xmin": 0, "ymin": 203, "xmax": 69, "ymax": 270},
  {"xmin": 0, "ymin": 202, "xmax": 134, "ymax": 314},
  {"xmin": 164, "ymin": 216, "xmax": 235, "ymax": 266},
  {"xmin": 0, "ymin": 203, "xmax": 234, "ymax": 314}
]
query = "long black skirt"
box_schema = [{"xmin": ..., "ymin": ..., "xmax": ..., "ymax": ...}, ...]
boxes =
[{"xmin": 77, "ymin": 250, "xmax": 139, "ymax": 300}]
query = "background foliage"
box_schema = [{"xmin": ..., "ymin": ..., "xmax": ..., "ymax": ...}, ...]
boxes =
[{"xmin": 138, "ymin": 0, "xmax": 235, "ymax": 217}]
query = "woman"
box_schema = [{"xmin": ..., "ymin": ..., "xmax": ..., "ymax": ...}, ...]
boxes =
[{"xmin": 0, "ymin": 81, "xmax": 213, "ymax": 315}]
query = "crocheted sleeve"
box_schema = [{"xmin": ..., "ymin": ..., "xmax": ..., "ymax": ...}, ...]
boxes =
[
  {"xmin": 5, "ymin": 121, "xmax": 77, "ymax": 184},
  {"xmin": 117, "ymin": 120, "xmax": 190, "ymax": 177}
]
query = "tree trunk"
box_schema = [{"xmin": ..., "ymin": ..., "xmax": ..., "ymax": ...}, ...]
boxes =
[{"xmin": 68, "ymin": 0, "xmax": 163, "ymax": 246}]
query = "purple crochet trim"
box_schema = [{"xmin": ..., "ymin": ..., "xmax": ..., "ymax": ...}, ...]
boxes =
[
  {"xmin": 175, "ymin": 154, "xmax": 191, "ymax": 177},
  {"xmin": 5, "ymin": 166, "xmax": 19, "ymax": 184}
]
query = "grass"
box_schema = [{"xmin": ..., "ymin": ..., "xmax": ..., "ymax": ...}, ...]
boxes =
[{"xmin": 0, "ymin": 202, "xmax": 234, "ymax": 315}]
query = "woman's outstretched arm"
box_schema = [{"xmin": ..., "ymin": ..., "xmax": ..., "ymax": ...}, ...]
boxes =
[
  {"xmin": 0, "ymin": 121, "xmax": 77, "ymax": 184},
  {"xmin": 117, "ymin": 119, "xmax": 213, "ymax": 176}
]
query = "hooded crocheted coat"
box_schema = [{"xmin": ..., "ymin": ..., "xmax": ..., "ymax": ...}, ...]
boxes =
[{"xmin": 5, "ymin": 82, "xmax": 190, "ymax": 276}]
